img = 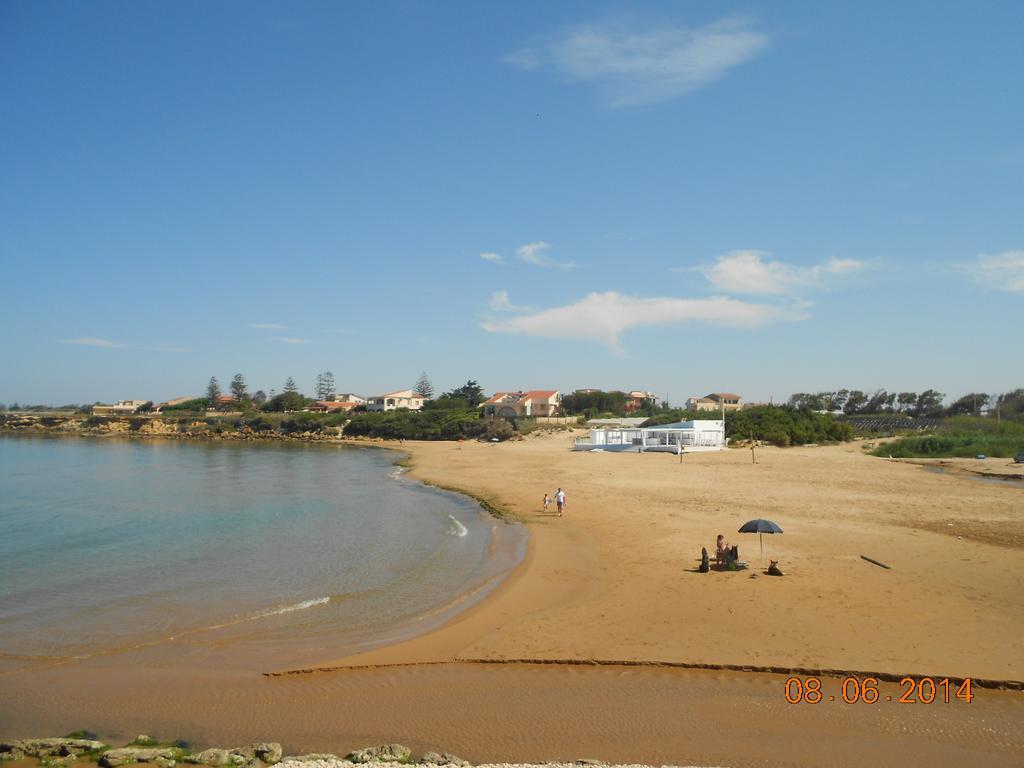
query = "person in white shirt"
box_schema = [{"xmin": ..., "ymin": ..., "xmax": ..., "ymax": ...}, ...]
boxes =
[{"xmin": 554, "ymin": 488, "xmax": 566, "ymax": 516}]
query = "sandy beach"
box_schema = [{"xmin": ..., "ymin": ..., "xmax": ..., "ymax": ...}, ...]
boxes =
[
  {"xmin": 3, "ymin": 433, "xmax": 1023, "ymax": 766},
  {"xmin": 324, "ymin": 433, "xmax": 1024, "ymax": 680}
]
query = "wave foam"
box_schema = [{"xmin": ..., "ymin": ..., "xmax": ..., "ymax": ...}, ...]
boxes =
[{"xmin": 447, "ymin": 514, "xmax": 468, "ymax": 538}]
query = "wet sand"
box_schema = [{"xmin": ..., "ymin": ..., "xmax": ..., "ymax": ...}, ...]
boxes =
[
  {"xmin": 3, "ymin": 434, "xmax": 1023, "ymax": 765},
  {"xmin": 3, "ymin": 661, "xmax": 1023, "ymax": 768}
]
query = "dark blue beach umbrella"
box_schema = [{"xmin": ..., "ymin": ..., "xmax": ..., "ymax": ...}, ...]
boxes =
[{"xmin": 738, "ymin": 519, "xmax": 784, "ymax": 569}]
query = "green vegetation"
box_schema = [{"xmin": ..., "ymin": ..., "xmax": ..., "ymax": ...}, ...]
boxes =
[
  {"xmin": 644, "ymin": 405, "xmax": 853, "ymax": 447},
  {"xmin": 441, "ymin": 380, "xmax": 485, "ymax": 407},
  {"xmin": 159, "ymin": 398, "xmax": 208, "ymax": 413},
  {"xmin": 65, "ymin": 731, "xmax": 99, "ymax": 740},
  {"xmin": 560, "ymin": 389, "xmax": 662, "ymax": 418},
  {"xmin": 344, "ymin": 408, "xmax": 489, "ymax": 440},
  {"xmin": 871, "ymin": 418, "xmax": 1024, "ymax": 458},
  {"xmin": 262, "ymin": 391, "xmax": 313, "ymax": 412}
]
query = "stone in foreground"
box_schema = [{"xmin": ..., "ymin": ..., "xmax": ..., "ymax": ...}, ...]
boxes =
[{"xmin": 346, "ymin": 745, "xmax": 412, "ymax": 764}]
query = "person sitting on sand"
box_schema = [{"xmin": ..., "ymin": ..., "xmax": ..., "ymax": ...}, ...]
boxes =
[{"xmin": 715, "ymin": 534, "xmax": 731, "ymax": 564}]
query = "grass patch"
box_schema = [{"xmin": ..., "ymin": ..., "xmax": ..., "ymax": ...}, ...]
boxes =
[
  {"xmin": 66, "ymin": 732, "xmax": 99, "ymax": 741},
  {"xmin": 871, "ymin": 417, "xmax": 1024, "ymax": 458}
]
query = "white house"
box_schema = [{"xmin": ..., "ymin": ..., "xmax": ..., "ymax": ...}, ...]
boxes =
[
  {"xmin": 366, "ymin": 389, "xmax": 425, "ymax": 412},
  {"xmin": 574, "ymin": 420, "xmax": 726, "ymax": 454},
  {"xmin": 91, "ymin": 400, "xmax": 150, "ymax": 416}
]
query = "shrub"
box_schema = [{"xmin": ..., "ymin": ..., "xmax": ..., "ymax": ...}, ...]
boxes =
[
  {"xmin": 643, "ymin": 405, "xmax": 852, "ymax": 447},
  {"xmin": 344, "ymin": 409, "xmax": 486, "ymax": 440}
]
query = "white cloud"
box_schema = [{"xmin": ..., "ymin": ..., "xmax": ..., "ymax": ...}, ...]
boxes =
[
  {"xmin": 279, "ymin": 337, "xmax": 311, "ymax": 345},
  {"xmin": 482, "ymin": 291, "xmax": 808, "ymax": 351},
  {"xmin": 59, "ymin": 337, "xmax": 188, "ymax": 352},
  {"xmin": 506, "ymin": 16, "xmax": 770, "ymax": 107},
  {"xmin": 248, "ymin": 323, "xmax": 288, "ymax": 330},
  {"xmin": 517, "ymin": 241, "xmax": 575, "ymax": 269},
  {"xmin": 488, "ymin": 290, "xmax": 532, "ymax": 312},
  {"xmin": 957, "ymin": 250, "xmax": 1024, "ymax": 292},
  {"xmin": 687, "ymin": 250, "xmax": 865, "ymax": 294},
  {"xmin": 60, "ymin": 337, "xmax": 126, "ymax": 348},
  {"xmin": 480, "ymin": 252, "xmax": 506, "ymax": 265}
]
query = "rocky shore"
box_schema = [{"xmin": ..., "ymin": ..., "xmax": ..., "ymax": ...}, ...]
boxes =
[
  {"xmin": 0, "ymin": 739, "xmax": 708, "ymax": 768},
  {"xmin": 0, "ymin": 413, "xmax": 352, "ymax": 443}
]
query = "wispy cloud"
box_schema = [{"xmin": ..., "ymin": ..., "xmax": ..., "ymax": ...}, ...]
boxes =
[
  {"xmin": 506, "ymin": 16, "xmax": 770, "ymax": 107},
  {"xmin": 482, "ymin": 291, "xmax": 807, "ymax": 352},
  {"xmin": 60, "ymin": 337, "xmax": 126, "ymax": 348},
  {"xmin": 517, "ymin": 241, "xmax": 575, "ymax": 269},
  {"xmin": 248, "ymin": 323, "xmax": 289, "ymax": 330},
  {"xmin": 681, "ymin": 250, "xmax": 865, "ymax": 295},
  {"xmin": 480, "ymin": 252, "xmax": 506, "ymax": 265},
  {"xmin": 59, "ymin": 337, "xmax": 188, "ymax": 352},
  {"xmin": 488, "ymin": 290, "xmax": 532, "ymax": 312},
  {"xmin": 278, "ymin": 337, "xmax": 311, "ymax": 345},
  {"xmin": 955, "ymin": 250, "xmax": 1024, "ymax": 292}
]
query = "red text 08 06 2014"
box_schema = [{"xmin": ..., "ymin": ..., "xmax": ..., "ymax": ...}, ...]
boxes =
[{"xmin": 784, "ymin": 676, "xmax": 974, "ymax": 704}]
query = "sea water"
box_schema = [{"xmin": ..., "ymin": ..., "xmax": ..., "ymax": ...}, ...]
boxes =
[{"xmin": 0, "ymin": 436, "xmax": 524, "ymax": 669}]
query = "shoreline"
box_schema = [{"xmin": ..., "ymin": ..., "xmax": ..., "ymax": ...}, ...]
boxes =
[
  {"xmin": 3, "ymin": 433, "xmax": 1023, "ymax": 765},
  {"xmin": 0, "ymin": 434, "xmax": 529, "ymax": 680}
]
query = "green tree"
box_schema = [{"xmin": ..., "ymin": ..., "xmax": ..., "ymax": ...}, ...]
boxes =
[
  {"xmin": 843, "ymin": 390, "xmax": 868, "ymax": 415},
  {"xmin": 414, "ymin": 372, "xmax": 434, "ymax": 399},
  {"xmin": 206, "ymin": 377, "xmax": 222, "ymax": 410},
  {"xmin": 252, "ymin": 390, "xmax": 267, "ymax": 407},
  {"xmin": 284, "ymin": 377, "xmax": 298, "ymax": 394},
  {"xmin": 863, "ymin": 389, "xmax": 891, "ymax": 414},
  {"xmin": 994, "ymin": 389, "xmax": 1024, "ymax": 421},
  {"xmin": 444, "ymin": 380, "xmax": 485, "ymax": 407},
  {"xmin": 946, "ymin": 392, "xmax": 989, "ymax": 417},
  {"xmin": 315, "ymin": 372, "xmax": 336, "ymax": 401},
  {"xmin": 264, "ymin": 391, "xmax": 310, "ymax": 412},
  {"xmin": 230, "ymin": 373, "xmax": 248, "ymax": 400},
  {"xmin": 914, "ymin": 389, "xmax": 945, "ymax": 417},
  {"xmin": 897, "ymin": 392, "xmax": 918, "ymax": 412}
]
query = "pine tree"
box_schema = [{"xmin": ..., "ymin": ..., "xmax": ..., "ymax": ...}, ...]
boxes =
[
  {"xmin": 206, "ymin": 377, "xmax": 222, "ymax": 409},
  {"xmin": 316, "ymin": 371, "xmax": 336, "ymax": 401},
  {"xmin": 284, "ymin": 377, "xmax": 298, "ymax": 394},
  {"xmin": 230, "ymin": 373, "xmax": 248, "ymax": 400},
  {"xmin": 414, "ymin": 372, "xmax": 434, "ymax": 399}
]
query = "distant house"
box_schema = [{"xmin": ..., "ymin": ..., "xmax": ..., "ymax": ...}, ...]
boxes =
[
  {"xmin": 91, "ymin": 400, "xmax": 149, "ymax": 416},
  {"xmin": 366, "ymin": 390, "xmax": 425, "ymax": 412},
  {"xmin": 154, "ymin": 396, "xmax": 194, "ymax": 412},
  {"xmin": 217, "ymin": 394, "xmax": 237, "ymax": 406},
  {"xmin": 306, "ymin": 401, "xmax": 360, "ymax": 413},
  {"xmin": 481, "ymin": 390, "xmax": 561, "ymax": 418},
  {"xmin": 686, "ymin": 393, "xmax": 743, "ymax": 412},
  {"xmin": 624, "ymin": 390, "xmax": 658, "ymax": 413},
  {"xmin": 334, "ymin": 393, "xmax": 366, "ymax": 405}
]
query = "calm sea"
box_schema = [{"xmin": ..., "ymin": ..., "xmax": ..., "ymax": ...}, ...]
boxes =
[{"xmin": 0, "ymin": 436, "xmax": 524, "ymax": 670}]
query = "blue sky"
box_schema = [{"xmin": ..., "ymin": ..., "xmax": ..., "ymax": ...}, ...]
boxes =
[{"xmin": 1, "ymin": 1, "xmax": 1022, "ymax": 406}]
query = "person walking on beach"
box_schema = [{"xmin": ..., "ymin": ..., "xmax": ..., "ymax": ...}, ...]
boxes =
[
  {"xmin": 542, "ymin": 493, "xmax": 550, "ymax": 512},
  {"xmin": 555, "ymin": 487, "xmax": 566, "ymax": 516}
]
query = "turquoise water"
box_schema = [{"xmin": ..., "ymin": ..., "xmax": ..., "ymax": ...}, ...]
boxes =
[{"xmin": 0, "ymin": 436, "xmax": 524, "ymax": 668}]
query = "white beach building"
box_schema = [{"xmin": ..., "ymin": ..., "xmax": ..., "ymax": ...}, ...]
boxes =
[{"xmin": 574, "ymin": 420, "xmax": 726, "ymax": 454}]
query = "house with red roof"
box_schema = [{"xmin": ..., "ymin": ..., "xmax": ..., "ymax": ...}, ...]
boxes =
[{"xmin": 481, "ymin": 390, "xmax": 561, "ymax": 418}]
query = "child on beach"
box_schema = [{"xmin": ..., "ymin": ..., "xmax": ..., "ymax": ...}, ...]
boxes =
[{"xmin": 542, "ymin": 493, "xmax": 550, "ymax": 512}]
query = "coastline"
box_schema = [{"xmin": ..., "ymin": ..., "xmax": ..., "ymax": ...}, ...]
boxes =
[
  {"xmin": 0, "ymin": 433, "xmax": 529, "ymax": 678},
  {"xmin": 3, "ymin": 431, "xmax": 1023, "ymax": 765},
  {"xmin": 307, "ymin": 435, "xmax": 1024, "ymax": 681}
]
